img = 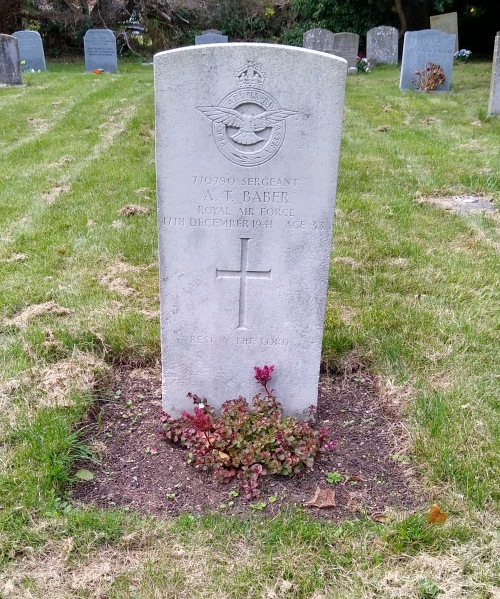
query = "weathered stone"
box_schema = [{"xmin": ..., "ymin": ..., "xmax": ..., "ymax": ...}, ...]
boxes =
[
  {"xmin": 12, "ymin": 30, "xmax": 46, "ymax": 72},
  {"xmin": 0, "ymin": 34, "xmax": 22, "ymax": 85},
  {"xmin": 366, "ymin": 26, "xmax": 398, "ymax": 65},
  {"xmin": 400, "ymin": 29, "xmax": 455, "ymax": 91},
  {"xmin": 84, "ymin": 29, "xmax": 117, "ymax": 73},
  {"xmin": 488, "ymin": 33, "xmax": 500, "ymax": 116},
  {"xmin": 303, "ymin": 28, "xmax": 335, "ymax": 53},
  {"xmin": 331, "ymin": 33, "xmax": 359, "ymax": 68},
  {"xmin": 195, "ymin": 32, "xmax": 228, "ymax": 45},
  {"xmin": 154, "ymin": 44, "xmax": 347, "ymax": 416},
  {"xmin": 430, "ymin": 12, "xmax": 459, "ymax": 52}
]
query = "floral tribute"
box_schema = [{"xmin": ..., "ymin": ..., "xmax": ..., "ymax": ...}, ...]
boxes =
[
  {"xmin": 160, "ymin": 365, "xmax": 335, "ymax": 500},
  {"xmin": 412, "ymin": 63, "xmax": 446, "ymax": 91}
]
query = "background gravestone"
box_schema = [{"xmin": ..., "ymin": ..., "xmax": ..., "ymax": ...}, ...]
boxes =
[
  {"xmin": 84, "ymin": 29, "xmax": 117, "ymax": 72},
  {"xmin": 12, "ymin": 30, "xmax": 46, "ymax": 72},
  {"xmin": 195, "ymin": 32, "xmax": 228, "ymax": 45},
  {"xmin": 400, "ymin": 29, "xmax": 455, "ymax": 91},
  {"xmin": 430, "ymin": 12, "xmax": 459, "ymax": 52},
  {"xmin": 303, "ymin": 28, "xmax": 335, "ymax": 53},
  {"xmin": 154, "ymin": 44, "xmax": 347, "ymax": 416},
  {"xmin": 366, "ymin": 26, "xmax": 398, "ymax": 65},
  {"xmin": 488, "ymin": 33, "xmax": 500, "ymax": 116},
  {"xmin": 0, "ymin": 34, "xmax": 22, "ymax": 85},
  {"xmin": 331, "ymin": 33, "xmax": 359, "ymax": 68}
]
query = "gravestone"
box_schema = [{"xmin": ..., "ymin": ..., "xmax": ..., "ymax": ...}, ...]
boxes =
[
  {"xmin": 488, "ymin": 33, "xmax": 500, "ymax": 116},
  {"xmin": 0, "ymin": 34, "xmax": 22, "ymax": 85},
  {"xmin": 154, "ymin": 44, "xmax": 347, "ymax": 416},
  {"xmin": 366, "ymin": 26, "xmax": 398, "ymax": 64},
  {"xmin": 84, "ymin": 29, "xmax": 117, "ymax": 72},
  {"xmin": 303, "ymin": 28, "xmax": 335, "ymax": 53},
  {"xmin": 195, "ymin": 32, "xmax": 228, "ymax": 45},
  {"xmin": 12, "ymin": 30, "xmax": 46, "ymax": 71},
  {"xmin": 430, "ymin": 12, "xmax": 459, "ymax": 52},
  {"xmin": 331, "ymin": 33, "xmax": 359, "ymax": 68},
  {"xmin": 400, "ymin": 29, "xmax": 455, "ymax": 91}
]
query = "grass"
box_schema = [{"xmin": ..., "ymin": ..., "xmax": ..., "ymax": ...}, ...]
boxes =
[{"xmin": 0, "ymin": 58, "xmax": 499, "ymax": 597}]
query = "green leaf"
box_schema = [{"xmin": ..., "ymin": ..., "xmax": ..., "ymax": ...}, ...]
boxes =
[{"xmin": 75, "ymin": 469, "xmax": 94, "ymax": 481}]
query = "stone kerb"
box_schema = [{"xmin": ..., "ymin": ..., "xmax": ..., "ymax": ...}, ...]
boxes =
[
  {"xmin": 12, "ymin": 30, "xmax": 47, "ymax": 72},
  {"xmin": 0, "ymin": 34, "xmax": 22, "ymax": 85},
  {"xmin": 488, "ymin": 34, "xmax": 500, "ymax": 116},
  {"xmin": 84, "ymin": 29, "xmax": 118, "ymax": 73},
  {"xmin": 400, "ymin": 29, "xmax": 455, "ymax": 91},
  {"xmin": 154, "ymin": 44, "xmax": 347, "ymax": 417},
  {"xmin": 366, "ymin": 26, "xmax": 398, "ymax": 65}
]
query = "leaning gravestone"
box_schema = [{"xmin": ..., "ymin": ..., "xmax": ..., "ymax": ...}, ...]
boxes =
[
  {"xmin": 430, "ymin": 12, "xmax": 459, "ymax": 52},
  {"xmin": 303, "ymin": 28, "xmax": 335, "ymax": 53},
  {"xmin": 12, "ymin": 30, "xmax": 46, "ymax": 71},
  {"xmin": 0, "ymin": 34, "xmax": 22, "ymax": 85},
  {"xmin": 488, "ymin": 33, "xmax": 500, "ymax": 116},
  {"xmin": 84, "ymin": 29, "xmax": 117, "ymax": 72},
  {"xmin": 195, "ymin": 32, "xmax": 228, "ymax": 45},
  {"xmin": 154, "ymin": 44, "xmax": 347, "ymax": 416},
  {"xmin": 366, "ymin": 26, "xmax": 398, "ymax": 64},
  {"xmin": 400, "ymin": 29, "xmax": 455, "ymax": 91},
  {"xmin": 331, "ymin": 33, "xmax": 359, "ymax": 68}
]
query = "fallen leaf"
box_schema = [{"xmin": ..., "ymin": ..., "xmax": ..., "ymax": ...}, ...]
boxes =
[
  {"xmin": 427, "ymin": 504, "xmax": 447, "ymax": 524},
  {"xmin": 344, "ymin": 475, "xmax": 365, "ymax": 485},
  {"xmin": 371, "ymin": 513, "xmax": 388, "ymax": 523},
  {"xmin": 218, "ymin": 451, "xmax": 230, "ymax": 460},
  {"xmin": 75, "ymin": 469, "xmax": 94, "ymax": 481},
  {"xmin": 305, "ymin": 486, "xmax": 336, "ymax": 508}
]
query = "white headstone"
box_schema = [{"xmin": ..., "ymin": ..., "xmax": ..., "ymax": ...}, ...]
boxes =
[
  {"xmin": 12, "ymin": 30, "xmax": 46, "ymax": 71},
  {"xmin": 303, "ymin": 28, "xmax": 335, "ymax": 53},
  {"xmin": 331, "ymin": 33, "xmax": 359, "ymax": 68},
  {"xmin": 0, "ymin": 34, "xmax": 22, "ymax": 85},
  {"xmin": 154, "ymin": 44, "xmax": 347, "ymax": 417},
  {"xmin": 400, "ymin": 29, "xmax": 455, "ymax": 91},
  {"xmin": 430, "ymin": 12, "xmax": 459, "ymax": 52},
  {"xmin": 84, "ymin": 29, "xmax": 117, "ymax": 72},
  {"xmin": 366, "ymin": 26, "xmax": 398, "ymax": 64},
  {"xmin": 195, "ymin": 32, "xmax": 228, "ymax": 45},
  {"xmin": 488, "ymin": 34, "xmax": 500, "ymax": 116}
]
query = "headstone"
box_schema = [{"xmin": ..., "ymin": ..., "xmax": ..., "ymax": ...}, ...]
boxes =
[
  {"xmin": 430, "ymin": 12, "xmax": 459, "ymax": 52},
  {"xmin": 84, "ymin": 29, "xmax": 117, "ymax": 73},
  {"xmin": 154, "ymin": 44, "xmax": 347, "ymax": 417},
  {"xmin": 195, "ymin": 32, "xmax": 228, "ymax": 45},
  {"xmin": 0, "ymin": 34, "xmax": 22, "ymax": 85},
  {"xmin": 366, "ymin": 26, "xmax": 398, "ymax": 64},
  {"xmin": 303, "ymin": 28, "xmax": 335, "ymax": 53},
  {"xmin": 400, "ymin": 29, "xmax": 455, "ymax": 91},
  {"xmin": 12, "ymin": 30, "xmax": 46, "ymax": 71},
  {"xmin": 488, "ymin": 33, "xmax": 500, "ymax": 116},
  {"xmin": 331, "ymin": 33, "xmax": 359, "ymax": 68}
]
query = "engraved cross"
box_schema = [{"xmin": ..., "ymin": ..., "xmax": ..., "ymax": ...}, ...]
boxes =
[{"xmin": 216, "ymin": 237, "xmax": 271, "ymax": 330}]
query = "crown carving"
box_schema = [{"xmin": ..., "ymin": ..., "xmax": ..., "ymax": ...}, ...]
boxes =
[{"xmin": 235, "ymin": 62, "xmax": 265, "ymax": 89}]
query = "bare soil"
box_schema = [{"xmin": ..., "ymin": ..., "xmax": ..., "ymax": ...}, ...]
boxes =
[{"xmin": 72, "ymin": 363, "xmax": 422, "ymax": 520}]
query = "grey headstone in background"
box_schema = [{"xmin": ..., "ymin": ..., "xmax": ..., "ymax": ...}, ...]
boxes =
[
  {"xmin": 488, "ymin": 34, "xmax": 500, "ymax": 116},
  {"xmin": 84, "ymin": 29, "xmax": 117, "ymax": 72},
  {"xmin": 366, "ymin": 26, "xmax": 398, "ymax": 64},
  {"xmin": 303, "ymin": 28, "xmax": 335, "ymax": 53},
  {"xmin": 12, "ymin": 30, "xmax": 46, "ymax": 71},
  {"xmin": 430, "ymin": 12, "xmax": 459, "ymax": 52},
  {"xmin": 400, "ymin": 29, "xmax": 455, "ymax": 91},
  {"xmin": 331, "ymin": 32, "xmax": 359, "ymax": 68},
  {"xmin": 203, "ymin": 29, "xmax": 223, "ymax": 34},
  {"xmin": 0, "ymin": 34, "xmax": 22, "ymax": 85},
  {"xmin": 195, "ymin": 33, "xmax": 228, "ymax": 45},
  {"xmin": 154, "ymin": 44, "xmax": 347, "ymax": 417}
]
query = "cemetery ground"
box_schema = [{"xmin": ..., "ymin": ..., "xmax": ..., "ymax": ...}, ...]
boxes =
[{"xmin": 0, "ymin": 59, "xmax": 498, "ymax": 598}]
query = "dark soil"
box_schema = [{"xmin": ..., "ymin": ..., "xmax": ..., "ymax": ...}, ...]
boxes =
[{"xmin": 72, "ymin": 364, "xmax": 422, "ymax": 520}]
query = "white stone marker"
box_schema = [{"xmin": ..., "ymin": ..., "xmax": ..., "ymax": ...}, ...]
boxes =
[
  {"xmin": 366, "ymin": 26, "xmax": 398, "ymax": 65},
  {"xmin": 430, "ymin": 12, "xmax": 459, "ymax": 52},
  {"xmin": 84, "ymin": 29, "xmax": 117, "ymax": 72},
  {"xmin": 12, "ymin": 30, "xmax": 47, "ymax": 71},
  {"xmin": 154, "ymin": 44, "xmax": 347, "ymax": 416},
  {"xmin": 488, "ymin": 33, "xmax": 500, "ymax": 116}
]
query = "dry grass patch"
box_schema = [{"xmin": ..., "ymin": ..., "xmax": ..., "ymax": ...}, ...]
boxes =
[
  {"xmin": 117, "ymin": 204, "xmax": 150, "ymax": 217},
  {"xmin": 333, "ymin": 256, "xmax": 363, "ymax": 268},
  {"xmin": 43, "ymin": 185, "xmax": 71, "ymax": 204},
  {"xmin": 0, "ymin": 253, "xmax": 27, "ymax": 263},
  {"xmin": 99, "ymin": 260, "xmax": 155, "ymax": 297},
  {"xmin": 4, "ymin": 301, "xmax": 74, "ymax": 329}
]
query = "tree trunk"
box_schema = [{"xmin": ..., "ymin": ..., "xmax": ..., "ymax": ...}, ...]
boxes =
[
  {"xmin": 395, "ymin": 0, "xmax": 430, "ymax": 36},
  {"xmin": 0, "ymin": 0, "xmax": 22, "ymax": 34}
]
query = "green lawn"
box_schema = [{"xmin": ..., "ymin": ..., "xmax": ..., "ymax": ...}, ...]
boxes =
[{"xmin": 0, "ymin": 59, "xmax": 498, "ymax": 598}]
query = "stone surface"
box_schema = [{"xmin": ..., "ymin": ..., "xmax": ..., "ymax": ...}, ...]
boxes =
[
  {"xmin": 12, "ymin": 30, "xmax": 46, "ymax": 71},
  {"xmin": 0, "ymin": 34, "xmax": 22, "ymax": 85},
  {"xmin": 366, "ymin": 26, "xmax": 398, "ymax": 64},
  {"xmin": 488, "ymin": 34, "xmax": 500, "ymax": 116},
  {"xmin": 154, "ymin": 44, "xmax": 347, "ymax": 416},
  {"xmin": 84, "ymin": 29, "xmax": 117, "ymax": 72},
  {"xmin": 400, "ymin": 29, "xmax": 455, "ymax": 91},
  {"xmin": 430, "ymin": 12, "xmax": 459, "ymax": 52},
  {"xmin": 303, "ymin": 28, "xmax": 335, "ymax": 53},
  {"xmin": 331, "ymin": 33, "xmax": 359, "ymax": 68},
  {"xmin": 195, "ymin": 32, "xmax": 228, "ymax": 45}
]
